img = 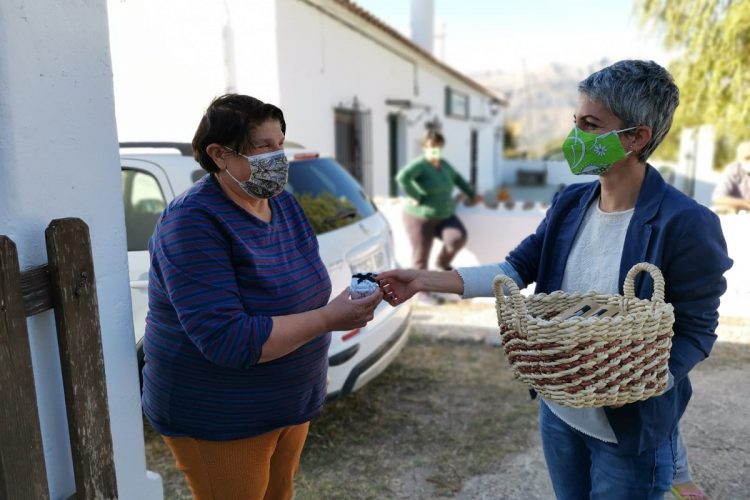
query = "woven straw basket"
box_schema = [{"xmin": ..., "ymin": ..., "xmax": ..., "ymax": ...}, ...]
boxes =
[{"xmin": 493, "ymin": 262, "xmax": 675, "ymax": 408}]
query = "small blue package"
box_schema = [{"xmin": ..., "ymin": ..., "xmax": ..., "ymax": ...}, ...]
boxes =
[{"xmin": 350, "ymin": 272, "xmax": 379, "ymax": 299}]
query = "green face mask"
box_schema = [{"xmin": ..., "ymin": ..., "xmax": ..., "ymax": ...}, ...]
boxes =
[{"xmin": 562, "ymin": 126, "xmax": 636, "ymax": 175}]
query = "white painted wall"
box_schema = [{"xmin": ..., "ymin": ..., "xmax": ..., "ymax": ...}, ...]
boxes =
[
  {"xmin": 230, "ymin": 0, "xmax": 282, "ymax": 105},
  {"xmin": 275, "ymin": 0, "xmax": 416, "ymax": 193},
  {"xmin": 675, "ymin": 125, "xmax": 720, "ymax": 206},
  {"xmin": 107, "ymin": 0, "xmax": 281, "ymax": 142},
  {"xmin": 376, "ymin": 198, "xmax": 546, "ymax": 270},
  {"xmin": 1, "ymin": 1, "xmax": 162, "ymax": 498},
  {"xmin": 498, "ymin": 159, "xmax": 586, "ymax": 190},
  {"xmin": 716, "ymin": 214, "xmax": 750, "ymax": 318}
]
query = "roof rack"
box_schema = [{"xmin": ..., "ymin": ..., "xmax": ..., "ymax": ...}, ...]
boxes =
[
  {"xmin": 119, "ymin": 141, "xmax": 307, "ymax": 156},
  {"xmin": 119, "ymin": 142, "xmax": 192, "ymax": 156}
]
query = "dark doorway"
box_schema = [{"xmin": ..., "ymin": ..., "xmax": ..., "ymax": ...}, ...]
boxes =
[
  {"xmin": 388, "ymin": 114, "xmax": 401, "ymax": 196},
  {"xmin": 334, "ymin": 106, "xmax": 372, "ymax": 194},
  {"xmin": 470, "ymin": 129, "xmax": 478, "ymax": 192}
]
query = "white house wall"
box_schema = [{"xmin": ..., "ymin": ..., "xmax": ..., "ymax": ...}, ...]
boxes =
[
  {"xmin": 415, "ymin": 68, "xmax": 502, "ymax": 193},
  {"xmin": 229, "ymin": 0, "xmax": 282, "ymax": 106},
  {"xmin": 276, "ymin": 0, "xmax": 502, "ymax": 197},
  {"xmin": 276, "ymin": 0, "xmax": 416, "ymax": 196},
  {"xmin": 107, "ymin": 0, "xmax": 502, "ymax": 196},
  {"xmin": 108, "ymin": 0, "xmax": 281, "ymax": 142}
]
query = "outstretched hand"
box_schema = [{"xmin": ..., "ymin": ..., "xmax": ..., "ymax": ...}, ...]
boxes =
[{"xmin": 376, "ymin": 269, "xmax": 422, "ymax": 307}]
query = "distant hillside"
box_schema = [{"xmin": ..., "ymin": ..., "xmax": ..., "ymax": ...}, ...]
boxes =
[{"xmin": 472, "ymin": 59, "xmax": 613, "ymax": 158}]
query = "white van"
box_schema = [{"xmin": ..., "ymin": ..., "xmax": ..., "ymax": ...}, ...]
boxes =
[{"xmin": 120, "ymin": 142, "xmax": 412, "ymax": 398}]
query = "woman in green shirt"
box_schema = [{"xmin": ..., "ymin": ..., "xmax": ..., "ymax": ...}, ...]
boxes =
[{"xmin": 396, "ymin": 131, "xmax": 482, "ymax": 292}]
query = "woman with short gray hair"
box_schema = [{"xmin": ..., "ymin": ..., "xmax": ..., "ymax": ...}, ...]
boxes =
[{"xmin": 378, "ymin": 60, "xmax": 731, "ymax": 498}]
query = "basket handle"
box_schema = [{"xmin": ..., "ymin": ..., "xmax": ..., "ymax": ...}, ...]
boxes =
[
  {"xmin": 493, "ymin": 274, "xmax": 527, "ymax": 332},
  {"xmin": 623, "ymin": 262, "xmax": 666, "ymax": 303}
]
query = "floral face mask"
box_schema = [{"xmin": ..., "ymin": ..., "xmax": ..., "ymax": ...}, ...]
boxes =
[
  {"xmin": 562, "ymin": 126, "xmax": 636, "ymax": 175},
  {"xmin": 224, "ymin": 148, "xmax": 289, "ymax": 199}
]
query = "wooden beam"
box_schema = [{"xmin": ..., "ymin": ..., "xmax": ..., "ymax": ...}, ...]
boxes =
[
  {"xmin": 45, "ymin": 219, "xmax": 118, "ymax": 500},
  {"xmin": 20, "ymin": 264, "xmax": 54, "ymax": 317}
]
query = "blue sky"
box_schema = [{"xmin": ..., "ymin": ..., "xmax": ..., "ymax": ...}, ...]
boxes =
[{"xmin": 354, "ymin": 0, "xmax": 671, "ymax": 74}]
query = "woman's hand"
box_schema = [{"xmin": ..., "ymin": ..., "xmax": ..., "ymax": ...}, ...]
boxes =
[
  {"xmin": 376, "ymin": 269, "xmax": 423, "ymax": 306},
  {"xmin": 263, "ymin": 288, "xmax": 381, "ymax": 363},
  {"xmin": 321, "ymin": 287, "xmax": 382, "ymax": 332}
]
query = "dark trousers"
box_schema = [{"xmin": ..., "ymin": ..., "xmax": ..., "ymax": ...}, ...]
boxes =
[{"xmin": 402, "ymin": 212, "xmax": 467, "ymax": 270}]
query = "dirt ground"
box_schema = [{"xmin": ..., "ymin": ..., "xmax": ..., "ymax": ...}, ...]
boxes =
[
  {"xmin": 144, "ymin": 301, "xmax": 750, "ymax": 499},
  {"xmin": 144, "ymin": 328, "xmax": 540, "ymax": 499},
  {"xmin": 413, "ymin": 301, "xmax": 750, "ymax": 499}
]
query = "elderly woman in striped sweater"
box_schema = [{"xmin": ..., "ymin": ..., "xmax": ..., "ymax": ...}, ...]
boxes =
[{"xmin": 141, "ymin": 94, "xmax": 382, "ymax": 500}]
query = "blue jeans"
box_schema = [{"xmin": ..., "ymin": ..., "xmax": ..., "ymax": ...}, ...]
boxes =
[
  {"xmin": 673, "ymin": 429, "xmax": 691, "ymax": 483},
  {"xmin": 539, "ymin": 401, "xmax": 676, "ymax": 499}
]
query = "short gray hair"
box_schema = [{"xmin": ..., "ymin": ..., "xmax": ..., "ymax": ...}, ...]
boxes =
[{"xmin": 579, "ymin": 60, "xmax": 679, "ymax": 162}]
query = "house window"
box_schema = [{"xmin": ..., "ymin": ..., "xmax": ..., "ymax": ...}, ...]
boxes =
[{"xmin": 445, "ymin": 87, "xmax": 469, "ymax": 119}]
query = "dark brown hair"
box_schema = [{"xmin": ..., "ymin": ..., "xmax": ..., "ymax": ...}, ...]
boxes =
[
  {"xmin": 422, "ymin": 130, "xmax": 445, "ymax": 147},
  {"xmin": 192, "ymin": 94, "xmax": 286, "ymax": 173}
]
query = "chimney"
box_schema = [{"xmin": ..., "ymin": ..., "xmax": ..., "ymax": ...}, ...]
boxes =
[{"xmin": 410, "ymin": 0, "xmax": 434, "ymax": 54}]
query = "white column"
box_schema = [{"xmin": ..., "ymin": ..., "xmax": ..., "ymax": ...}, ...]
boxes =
[{"xmin": 0, "ymin": 1, "xmax": 163, "ymax": 498}]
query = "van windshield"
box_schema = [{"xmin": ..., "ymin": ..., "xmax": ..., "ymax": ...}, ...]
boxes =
[{"xmin": 286, "ymin": 157, "xmax": 376, "ymax": 235}]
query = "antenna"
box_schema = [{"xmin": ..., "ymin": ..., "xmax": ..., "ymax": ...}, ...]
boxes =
[
  {"xmin": 434, "ymin": 20, "xmax": 446, "ymax": 61},
  {"xmin": 521, "ymin": 58, "xmax": 534, "ymax": 155}
]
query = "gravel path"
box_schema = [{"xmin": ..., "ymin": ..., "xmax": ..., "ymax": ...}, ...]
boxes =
[{"xmin": 413, "ymin": 300, "xmax": 750, "ymax": 499}]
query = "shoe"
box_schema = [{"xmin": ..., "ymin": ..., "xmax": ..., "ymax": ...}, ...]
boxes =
[
  {"xmin": 417, "ymin": 292, "xmax": 445, "ymax": 306},
  {"xmin": 671, "ymin": 482, "xmax": 709, "ymax": 500}
]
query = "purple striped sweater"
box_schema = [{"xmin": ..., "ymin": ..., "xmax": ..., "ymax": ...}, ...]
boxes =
[{"xmin": 142, "ymin": 175, "xmax": 332, "ymax": 440}]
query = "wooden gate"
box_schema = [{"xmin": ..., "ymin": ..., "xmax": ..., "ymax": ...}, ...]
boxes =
[{"xmin": 0, "ymin": 218, "xmax": 118, "ymax": 499}]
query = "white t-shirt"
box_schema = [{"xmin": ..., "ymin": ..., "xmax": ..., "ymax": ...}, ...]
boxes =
[
  {"xmin": 457, "ymin": 198, "xmax": 677, "ymax": 443},
  {"xmin": 544, "ymin": 199, "xmax": 634, "ymax": 443}
]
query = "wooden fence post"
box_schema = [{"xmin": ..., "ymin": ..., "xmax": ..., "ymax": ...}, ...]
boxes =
[
  {"xmin": 0, "ymin": 236, "xmax": 51, "ymax": 500},
  {"xmin": 45, "ymin": 218, "xmax": 118, "ymax": 500}
]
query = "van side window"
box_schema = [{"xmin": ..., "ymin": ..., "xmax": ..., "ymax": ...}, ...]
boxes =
[{"xmin": 121, "ymin": 169, "xmax": 166, "ymax": 251}]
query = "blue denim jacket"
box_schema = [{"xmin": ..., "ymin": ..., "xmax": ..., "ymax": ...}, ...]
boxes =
[{"xmin": 506, "ymin": 165, "xmax": 733, "ymax": 454}]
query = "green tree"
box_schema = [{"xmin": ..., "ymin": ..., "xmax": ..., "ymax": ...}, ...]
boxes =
[{"xmin": 637, "ymin": 0, "xmax": 750, "ymax": 167}]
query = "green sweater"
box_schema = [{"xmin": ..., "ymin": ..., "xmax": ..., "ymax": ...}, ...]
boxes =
[{"xmin": 396, "ymin": 156, "xmax": 476, "ymax": 220}]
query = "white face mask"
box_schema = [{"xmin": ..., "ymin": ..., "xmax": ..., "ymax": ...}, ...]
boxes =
[
  {"xmin": 224, "ymin": 149, "xmax": 288, "ymax": 199},
  {"xmin": 423, "ymin": 147, "xmax": 443, "ymax": 162}
]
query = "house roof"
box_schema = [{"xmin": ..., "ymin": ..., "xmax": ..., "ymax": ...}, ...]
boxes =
[{"xmin": 332, "ymin": 0, "xmax": 507, "ymax": 105}]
